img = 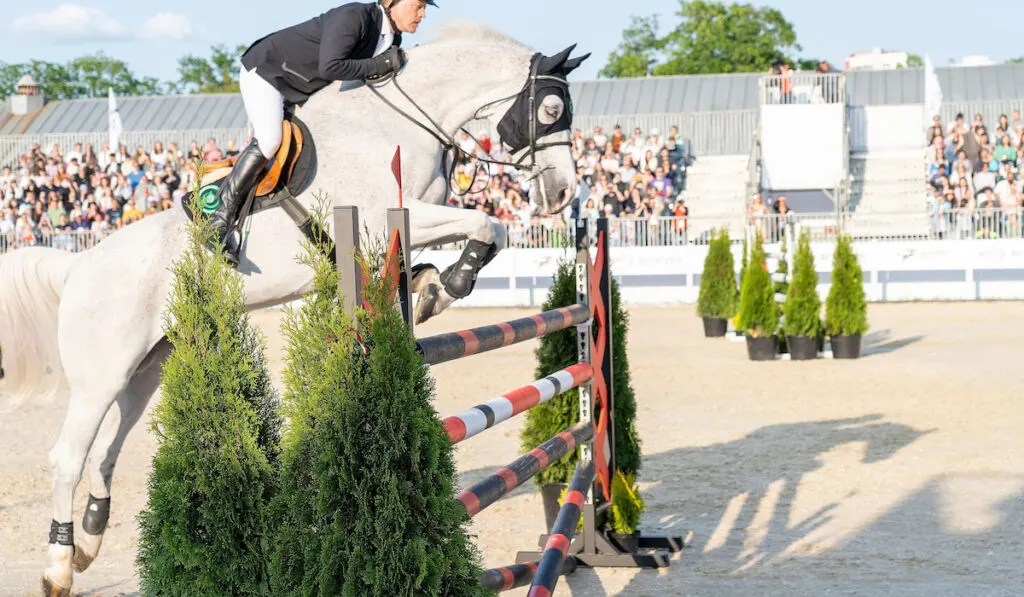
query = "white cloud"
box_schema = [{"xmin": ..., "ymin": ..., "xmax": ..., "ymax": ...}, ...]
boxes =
[
  {"xmin": 10, "ymin": 5, "xmax": 195, "ymax": 42},
  {"xmin": 140, "ymin": 13, "xmax": 194, "ymax": 40},
  {"xmin": 11, "ymin": 3, "xmax": 129, "ymax": 42}
]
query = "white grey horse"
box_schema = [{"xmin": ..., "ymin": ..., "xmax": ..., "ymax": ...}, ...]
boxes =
[{"xmin": 0, "ymin": 21, "xmax": 588, "ymax": 596}]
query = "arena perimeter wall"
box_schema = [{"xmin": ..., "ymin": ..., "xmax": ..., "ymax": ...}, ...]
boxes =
[{"xmin": 418, "ymin": 239, "xmax": 1024, "ymax": 307}]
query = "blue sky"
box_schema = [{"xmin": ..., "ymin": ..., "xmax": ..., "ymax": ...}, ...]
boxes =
[{"xmin": 0, "ymin": 0, "xmax": 1020, "ymax": 85}]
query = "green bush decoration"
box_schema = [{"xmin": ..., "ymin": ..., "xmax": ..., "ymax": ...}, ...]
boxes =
[
  {"xmin": 783, "ymin": 229, "xmax": 823, "ymax": 338},
  {"xmin": 136, "ymin": 168, "xmax": 282, "ymax": 596},
  {"xmin": 825, "ymin": 234, "xmax": 869, "ymax": 337},
  {"xmin": 737, "ymin": 233, "xmax": 779, "ymax": 338},
  {"xmin": 268, "ymin": 199, "xmax": 489, "ymax": 597},
  {"xmin": 608, "ymin": 471, "xmax": 646, "ymax": 535},
  {"xmin": 696, "ymin": 228, "xmax": 738, "ymax": 320},
  {"xmin": 733, "ymin": 236, "xmax": 748, "ymax": 330},
  {"xmin": 520, "ymin": 254, "xmax": 642, "ymax": 491}
]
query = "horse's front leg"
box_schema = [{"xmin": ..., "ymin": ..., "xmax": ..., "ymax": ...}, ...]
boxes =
[{"xmin": 403, "ymin": 199, "xmax": 506, "ymax": 324}]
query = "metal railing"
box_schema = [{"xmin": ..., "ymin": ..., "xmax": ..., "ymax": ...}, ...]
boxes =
[
  {"xmin": 4, "ymin": 209, "xmax": 1023, "ymax": 255},
  {"xmin": 759, "ymin": 73, "xmax": 845, "ymax": 105},
  {"xmin": 745, "ymin": 128, "xmax": 762, "ymax": 205},
  {"xmin": 746, "ymin": 208, "xmax": 1024, "ymax": 244}
]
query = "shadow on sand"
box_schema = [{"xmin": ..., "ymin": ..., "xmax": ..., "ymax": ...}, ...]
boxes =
[{"xmin": 458, "ymin": 414, "xmax": 1024, "ymax": 595}]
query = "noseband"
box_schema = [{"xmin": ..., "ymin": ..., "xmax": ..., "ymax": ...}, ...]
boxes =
[{"xmin": 365, "ymin": 52, "xmax": 573, "ymax": 198}]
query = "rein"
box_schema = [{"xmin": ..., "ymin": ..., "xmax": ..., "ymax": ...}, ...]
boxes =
[{"xmin": 364, "ymin": 56, "xmax": 572, "ymax": 200}]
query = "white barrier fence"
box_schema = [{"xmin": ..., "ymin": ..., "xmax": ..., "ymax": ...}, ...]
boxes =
[{"xmin": 420, "ymin": 238, "xmax": 1024, "ymax": 308}]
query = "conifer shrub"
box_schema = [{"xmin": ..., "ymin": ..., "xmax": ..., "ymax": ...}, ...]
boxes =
[
  {"xmin": 825, "ymin": 233, "xmax": 869, "ymax": 337},
  {"xmin": 783, "ymin": 228, "xmax": 823, "ymax": 338},
  {"xmin": 520, "ymin": 256, "xmax": 642, "ymax": 489},
  {"xmin": 737, "ymin": 233, "xmax": 780, "ymax": 338},
  {"xmin": 696, "ymin": 228, "xmax": 737, "ymax": 320},
  {"xmin": 136, "ymin": 168, "xmax": 281, "ymax": 596},
  {"xmin": 269, "ymin": 200, "xmax": 489, "ymax": 596}
]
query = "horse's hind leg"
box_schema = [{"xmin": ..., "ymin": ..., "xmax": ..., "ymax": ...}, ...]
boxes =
[
  {"xmin": 42, "ymin": 332, "xmax": 162, "ymax": 597},
  {"xmin": 73, "ymin": 339, "xmax": 171, "ymax": 574}
]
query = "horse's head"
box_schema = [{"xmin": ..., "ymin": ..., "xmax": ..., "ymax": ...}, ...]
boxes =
[{"xmin": 494, "ymin": 45, "xmax": 590, "ymax": 216}]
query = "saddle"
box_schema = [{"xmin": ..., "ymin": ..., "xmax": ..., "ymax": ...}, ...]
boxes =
[
  {"xmin": 184, "ymin": 113, "xmax": 321, "ymax": 258},
  {"xmin": 195, "ymin": 116, "xmax": 309, "ymax": 199}
]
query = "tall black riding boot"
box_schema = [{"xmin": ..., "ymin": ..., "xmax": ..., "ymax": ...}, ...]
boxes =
[{"xmin": 207, "ymin": 138, "xmax": 268, "ymax": 265}]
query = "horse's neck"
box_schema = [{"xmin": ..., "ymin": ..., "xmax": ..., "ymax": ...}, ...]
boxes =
[{"xmin": 389, "ymin": 42, "xmax": 530, "ymax": 137}]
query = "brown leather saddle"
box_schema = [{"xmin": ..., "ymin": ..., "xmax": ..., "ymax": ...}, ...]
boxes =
[
  {"xmin": 196, "ymin": 118, "xmax": 305, "ymax": 198},
  {"xmin": 183, "ymin": 113, "xmax": 322, "ymax": 258}
]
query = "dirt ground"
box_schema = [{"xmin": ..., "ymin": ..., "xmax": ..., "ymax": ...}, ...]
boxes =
[{"xmin": 2, "ymin": 302, "xmax": 1023, "ymax": 596}]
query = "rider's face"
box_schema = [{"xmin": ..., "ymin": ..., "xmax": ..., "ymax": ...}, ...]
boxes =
[{"xmin": 391, "ymin": 0, "xmax": 427, "ymax": 33}]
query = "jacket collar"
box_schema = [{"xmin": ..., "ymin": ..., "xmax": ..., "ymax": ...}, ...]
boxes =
[{"xmin": 374, "ymin": 2, "xmax": 402, "ymax": 47}]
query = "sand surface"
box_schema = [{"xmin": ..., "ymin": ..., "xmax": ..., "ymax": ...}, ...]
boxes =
[{"xmin": 2, "ymin": 302, "xmax": 1023, "ymax": 596}]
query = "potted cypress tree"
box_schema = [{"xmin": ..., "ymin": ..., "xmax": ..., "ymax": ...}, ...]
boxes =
[
  {"xmin": 783, "ymin": 228, "xmax": 822, "ymax": 360},
  {"xmin": 737, "ymin": 234, "xmax": 780, "ymax": 361},
  {"xmin": 269, "ymin": 203, "xmax": 488, "ymax": 596},
  {"xmin": 772, "ymin": 236, "xmax": 790, "ymax": 354},
  {"xmin": 521, "ymin": 255, "xmax": 644, "ymax": 533},
  {"xmin": 136, "ymin": 176, "xmax": 282, "ymax": 596},
  {"xmin": 696, "ymin": 228, "xmax": 738, "ymax": 337},
  {"xmin": 825, "ymin": 233, "xmax": 869, "ymax": 359},
  {"xmin": 731, "ymin": 236, "xmax": 748, "ymax": 336}
]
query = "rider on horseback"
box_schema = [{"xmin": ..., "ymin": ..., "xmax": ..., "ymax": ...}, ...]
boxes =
[{"xmin": 211, "ymin": 0, "xmax": 436, "ymax": 264}]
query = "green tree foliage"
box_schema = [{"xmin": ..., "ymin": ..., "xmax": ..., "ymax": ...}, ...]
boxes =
[
  {"xmin": 602, "ymin": 0, "xmax": 805, "ymax": 77},
  {"xmin": 696, "ymin": 228, "xmax": 738, "ymax": 319},
  {"xmin": 135, "ymin": 174, "xmax": 282, "ymax": 596},
  {"xmin": 906, "ymin": 54, "xmax": 924, "ymax": 68},
  {"xmin": 737, "ymin": 234, "xmax": 779, "ymax": 337},
  {"xmin": 783, "ymin": 228, "xmax": 823, "ymax": 338},
  {"xmin": 824, "ymin": 234, "xmax": 869, "ymax": 336},
  {"xmin": 175, "ymin": 44, "xmax": 249, "ymax": 94},
  {"xmin": 520, "ymin": 256, "xmax": 642, "ymax": 489},
  {"xmin": 0, "ymin": 44, "xmax": 247, "ymax": 99},
  {"xmin": 269, "ymin": 203, "xmax": 488, "ymax": 596},
  {"xmin": 599, "ymin": 15, "xmax": 662, "ymax": 78},
  {"xmin": 0, "ymin": 53, "xmax": 168, "ymax": 99}
]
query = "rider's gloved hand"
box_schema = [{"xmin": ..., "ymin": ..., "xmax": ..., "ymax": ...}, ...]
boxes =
[{"xmin": 368, "ymin": 46, "xmax": 406, "ymax": 80}]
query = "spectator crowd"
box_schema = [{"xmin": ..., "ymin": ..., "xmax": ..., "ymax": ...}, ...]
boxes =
[
  {"xmin": 1, "ymin": 138, "xmax": 240, "ymax": 251},
  {"xmin": 2, "ymin": 123, "xmax": 696, "ymax": 252},
  {"xmin": 926, "ymin": 111, "xmax": 1024, "ymax": 238}
]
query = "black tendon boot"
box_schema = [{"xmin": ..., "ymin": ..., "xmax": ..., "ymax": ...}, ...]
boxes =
[{"xmin": 207, "ymin": 138, "xmax": 268, "ymax": 265}]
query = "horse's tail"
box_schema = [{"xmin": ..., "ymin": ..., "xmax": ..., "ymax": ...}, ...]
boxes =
[{"xmin": 0, "ymin": 247, "xmax": 78, "ymax": 408}]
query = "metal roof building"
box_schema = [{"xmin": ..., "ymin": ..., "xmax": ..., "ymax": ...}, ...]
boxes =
[
  {"xmin": 5, "ymin": 62, "xmax": 1024, "ymax": 163},
  {"xmin": 0, "ymin": 93, "xmax": 247, "ymax": 136}
]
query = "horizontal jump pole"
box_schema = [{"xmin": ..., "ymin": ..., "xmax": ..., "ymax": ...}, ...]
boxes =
[
  {"xmin": 444, "ymin": 363, "xmax": 593, "ymax": 444},
  {"xmin": 479, "ymin": 557, "xmax": 577, "ymax": 592},
  {"xmin": 528, "ymin": 460, "xmax": 594, "ymax": 597},
  {"xmin": 456, "ymin": 422, "xmax": 593, "ymax": 518},
  {"xmin": 417, "ymin": 303, "xmax": 590, "ymax": 366}
]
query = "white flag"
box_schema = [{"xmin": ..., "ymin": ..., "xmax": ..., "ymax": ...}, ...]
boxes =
[
  {"xmin": 923, "ymin": 54, "xmax": 943, "ymax": 127},
  {"xmin": 108, "ymin": 87, "xmax": 123, "ymax": 153}
]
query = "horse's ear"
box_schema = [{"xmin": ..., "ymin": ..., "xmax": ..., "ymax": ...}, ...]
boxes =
[
  {"xmin": 539, "ymin": 43, "xmax": 577, "ymax": 73},
  {"xmin": 563, "ymin": 53, "xmax": 591, "ymax": 74}
]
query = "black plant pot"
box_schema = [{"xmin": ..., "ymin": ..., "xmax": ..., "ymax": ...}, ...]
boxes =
[
  {"xmin": 702, "ymin": 317, "xmax": 728, "ymax": 337},
  {"xmin": 609, "ymin": 531, "xmax": 640, "ymax": 553},
  {"xmin": 541, "ymin": 483, "xmax": 568, "ymax": 531},
  {"xmin": 786, "ymin": 335, "xmax": 818, "ymax": 360},
  {"xmin": 745, "ymin": 335, "xmax": 778, "ymax": 361},
  {"xmin": 831, "ymin": 334, "xmax": 862, "ymax": 359}
]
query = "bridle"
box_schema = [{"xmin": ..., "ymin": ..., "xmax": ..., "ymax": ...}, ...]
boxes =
[{"xmin": 365, "ymin": 52, "xmax": 573, "ymax": 199}]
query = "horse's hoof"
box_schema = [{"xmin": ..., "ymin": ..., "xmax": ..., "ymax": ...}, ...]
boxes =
[
  {"xmin": 41, "ymin": 574, "xmax": 71, "ymax": 597},
  {"xmin": 72, "ymin": 545, "xmax": 95, "ymax": 573},
  {"xmin": 415, "ymin": 283, "xmax": 440, "ymax": 325}
]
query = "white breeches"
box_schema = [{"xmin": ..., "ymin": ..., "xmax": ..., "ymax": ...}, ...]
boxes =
[{"xmin": 239, "ymin": 62, "xmax": 284, "ymax": 157}]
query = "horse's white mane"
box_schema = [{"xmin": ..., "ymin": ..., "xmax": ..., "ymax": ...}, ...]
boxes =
[{"xmin": 420, "ymin": 19, "xmax": 532, "ymax": 54}]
